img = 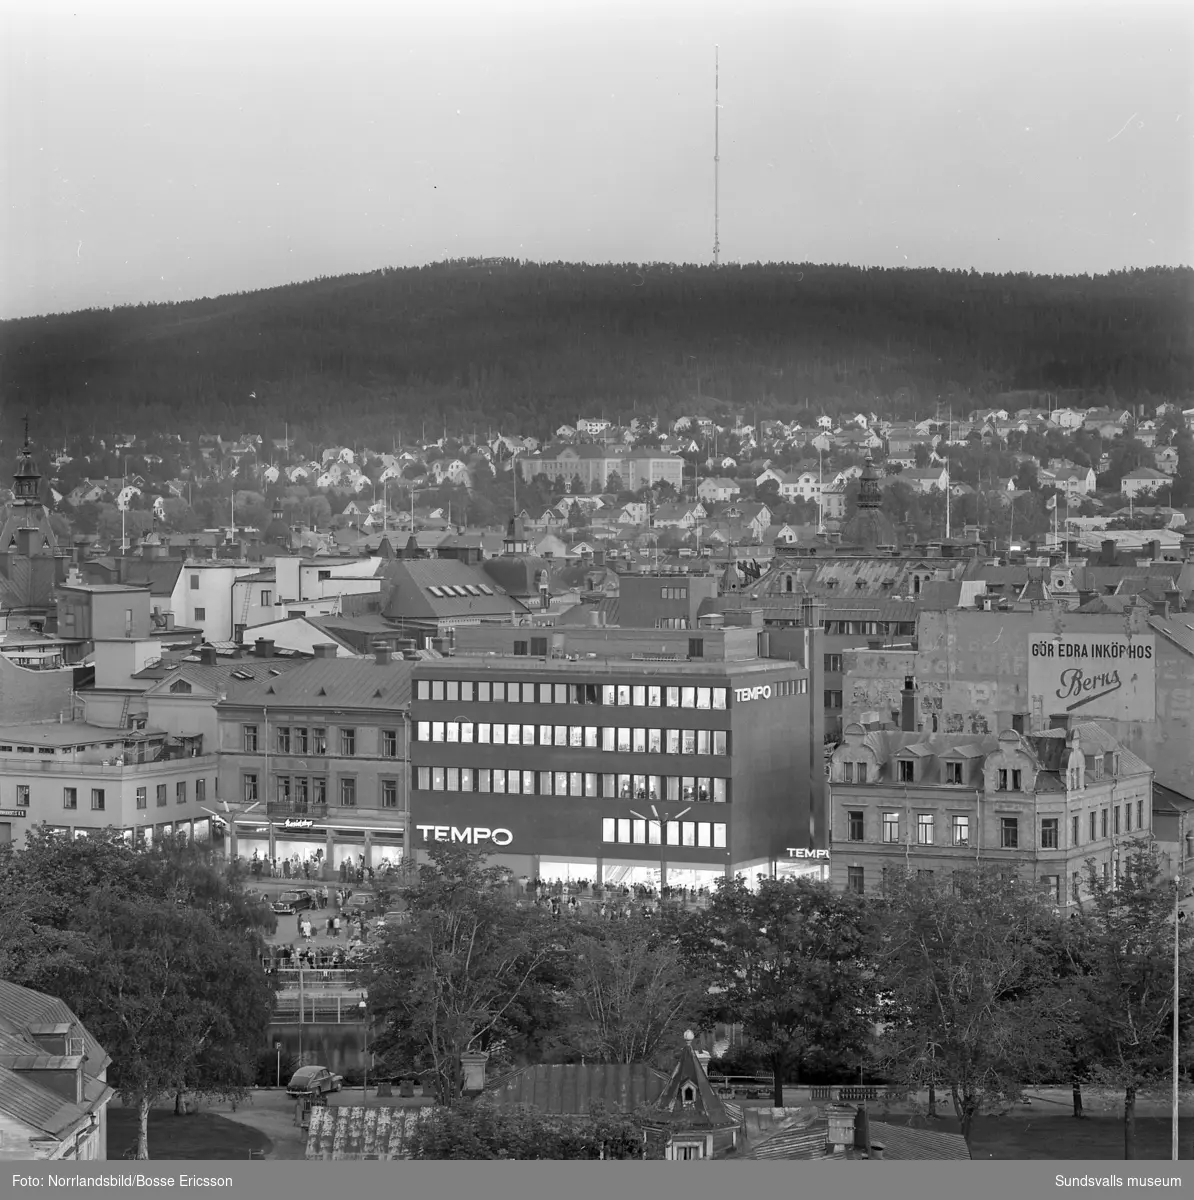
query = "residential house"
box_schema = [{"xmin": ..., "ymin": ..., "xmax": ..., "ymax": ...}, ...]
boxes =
[
  {"xmin": 651, "ymin": 502, "xmax": 708, "ymax": 530},
  {"xmin": 0, "ymin": 979, "xmax": 115, "ymax": 1161},
  {"xmin": 697, "ymin": 478, "xmax": 741, "ymax": 504},
  {"xmin": 1154, "ymin": 447, "xmax": 1179, "ymax": 476},
  {"xmin": 889, "ymin": 467, "xmax": 948, "ymax": 495},
  {"xmin": 1121, "ymin": 467, "xmax": 1171, "ymax": 500}
]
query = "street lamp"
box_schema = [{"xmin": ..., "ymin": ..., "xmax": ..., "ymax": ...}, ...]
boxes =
[{"xmin": 359, "ymin": 997, "xmax": 369, "ymax": 1105}]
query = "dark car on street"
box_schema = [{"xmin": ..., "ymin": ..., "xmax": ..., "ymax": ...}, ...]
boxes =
[
  {"xmin": 272, "ymin": 889, "xmax": 315, "ymax": 914},
  {"xmin": 344, "ymin": 893, "xmax": 378, "ymax": 916},
  {"xmin": 286, "ymin": 1065, "xmax": 343, "ymax": 1097}
]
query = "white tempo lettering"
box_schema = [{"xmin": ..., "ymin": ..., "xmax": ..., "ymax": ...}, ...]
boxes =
[
  {"xmin": 419, "ymin": 825, "xmax": 513, "ymax": 846},
  {"xmin": 734, "ymin": 685, "xmax": 773, "ymax": 703}
]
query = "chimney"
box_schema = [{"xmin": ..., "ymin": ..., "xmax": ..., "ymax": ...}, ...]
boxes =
[
  {"xmin": 1148, "ymin": 539, "xmax": 1161, "ymax": 562},
  {"xmin": 460, "ymin": 1050, "xmax": 488, "ymax": 1095},
  {"xmin": 1049, "ymin": 712, "xmax": 1072, "ymax": 732},
  {"xmin": 312, "ymin": 643, "xmax": 337, "ymax": 659},
  {"xmin": 1101, "ymin": 539, "xmax": 1117, "ymax": 566},
  {"xmin": 254, "ymin": 638, "xmax": 274, "ymax": 659},
  {"xmin": 826, "ymin": 1105, "xmax": 857, "ymax": 1153},
  {"xmin": 900, "ymin": 677, "xmax": 917, "ymax": 732},
  {"xmin": 373, "ymin": 642, "xmax": 393, "ymax": 666},
  {"xmin": 199, "ymin": 645, "xmax": 218, "ymax": 666}
]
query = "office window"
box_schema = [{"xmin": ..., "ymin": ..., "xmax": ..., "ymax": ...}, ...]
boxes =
[
  {"xmin": 243, "ymin": 774, "xmax": 258, "ymax": 802},
  {"xmin": 432, "ymin": 722, "xmax": 446, "ymax": 743},
  {"xmin": 522, "ymin": 724, "xmax": 535, "ymax": 745},
  {"xmin": 194, "ymin": 607, "xmax": 206, "ymax": 620},
  {"xmin": 825, "ymin": 654, "xmax": 843, "ymax": 673},
  {"xmin": 445, "ymin": 680, "xmax": 460, "ymax": 703},
  {"xmin": 898, "ymin": 759, "xmax": 914, "ymax": 783},
  {"xmin": 1041, "ymin": 818, "xmax": 1059, "ymax": 849},
  {"xmin": 340, "ymin": 728, "xmax": 356, "ymax": 756},
  {"xmin": 951, "ymin": 815, "xmax": 969, "ymax": 846},
  {"xmin": 176, "ymin": 781, "xmax": 187, "ymax": 805},
  {"xmin": 1101, "ymin": 809, "xmax": 1108, "ymax": 838},
  {"xmin": 242, "ymin": 724, "xmax": 258, "ymax": 752},
  {"xmin": 712, "ymin": 688, "xmax": 727, "ymax": 709},
  {"xmin": 616, "ymin": 818, "xmax": 631, "ymax": 843},
  {"xmin": 476, "ymin": 769, "xmax": 491, "ymax": 793},
  {"xmin": 446, "ymin": 768, "xmax": 461, "ymax": 792},
  {"xmin": 416, "ymin": 680, "xmax": 430, "ymax": 701},
  {"xmin": 688, "ymin": 639, "xmax": 704, "ymax": 659},
  {"xmin": 648, "ymin": 686, "xmax": 662, "ymax": 707},
  {"xmin": 882, "ymin": 812, "xmax": 900, "ymax": 843},
  {"xmin": 847, "ymin": 810, "xmax": 864, "ymax": 841},
  {"xmin": 135, "ymin": 787, "xmax": 146, "ymax": 810},
  {"xmin": 477, "ymin": 723, "xmax": 492, "ymax": 744},
  {"xmin": 416, "ymin": 721, "xmax": 430, "ymax": 742},
  {"xmin": 847, "ymin": 866, "xmax": 865, "ymax": 895},
  {"xmin": 1000, "ymin": 817, "xmax": 1019, "ymax": 849},
  {"xmin": 16, "ymin": 784, "xmax": 30, "ymax": 808},
  {"xmin": 382, "ymin": 729, "xmax": 398, "ymax": 757},
  {"xmin": 513, "ymin": 641, "xmax": 528, "ymax": 656},
  {"xmin": 681, "ymin": 821, "xmax": 696, "ymax": 847},
  {"xmin": 632, "ymin": 685, "xmax": 646, "ymax": 707},
  {"xmin": 946, "ymin": 761, "xmax": 963, "ymax": 785},
  {"xmin": 381, "ymin": 778, "xmax": 399, "ymax": 808},
  {"xmin": 156, "ymin": 784, "xmax": 167, "ymax": 807},
  {"xmin": 843, "ymin": 761, "xmax": 854, "ymax": 783},
  {"xmin": 91, "ymin": 788, "xmax": 105, "ymax": 811},
  {"xmin": 602, "ymin": 818, "xmax": 616, "ymax": 843},
  {"xmin": 340, "ymin": 778, "xmax": 356, "ymax": 807},
  {"xmin": 312, "ymin": 728, "xmax": 327, "ymax": 755},
  {"xmin": 916, "ymin": 814, "xmax": 934, "ymax": 845}
]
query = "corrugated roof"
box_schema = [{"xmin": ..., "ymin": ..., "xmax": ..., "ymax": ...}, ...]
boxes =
[
  {"xmin": 486, "ymin": 1062, "xmax": 668, "ymax": 1116},
  {"xmin": 305, "ymin": 1104, "xmax": 432, "ymax": 1160},
  {"xmin": 381, "ymin": 559, "xmax": 526, "ymax": 622},
  {"xmin": 142, "ymin": 657, "xmax": 306, "ymax": 697}
]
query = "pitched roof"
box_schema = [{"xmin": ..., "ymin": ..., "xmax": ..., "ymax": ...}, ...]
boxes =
[
  {"xmin": 218, "ymin": 656, "xmax": 416, "ymax": 711},
  {"xmin": 645, "ymin": 1034, "xmax": 738, "ymax": 1132},
  {"xmin": 381, "ymin": 559, "xmax": 527, "ymax": 622},
  {"xmin": 139, "ymin": 656, "xmax": 306, "ymax": 696},
  {"xmin": 485, "ymin": 1062, "xmax": 668, "ymax": 1115},
  {"xmin": 0, "ymin": 979, "xmax": 113, "ymax": 1141}
]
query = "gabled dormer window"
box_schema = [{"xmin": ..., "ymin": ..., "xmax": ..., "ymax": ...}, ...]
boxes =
[
  {"xmin": 945, "ymin": 761, "xmax": 964, "ymax": 785},
  {"xmin": 681, "ymin": 1083, "xmax": 697, "ymax": 1107},
  {"xmin": 897, "ymin": 759, "xmax": 914, "ymax": 783}
]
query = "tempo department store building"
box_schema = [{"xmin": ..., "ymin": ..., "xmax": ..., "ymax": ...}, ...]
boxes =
[{"xmin": 409, "ymin": 623, "xmax": 825, "ymax": 888}]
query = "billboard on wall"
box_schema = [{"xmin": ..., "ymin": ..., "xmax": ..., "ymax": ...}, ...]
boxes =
[{"xmin": 1027, "ymin": 634, "xmax": 1156, "ymax": 721}]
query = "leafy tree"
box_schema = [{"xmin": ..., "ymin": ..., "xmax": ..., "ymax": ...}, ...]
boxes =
[
  {"xmin": 406, "ymin": 1100, "xmax": 657, "ymax": 1159},
  {"xmin": 365, "ymin": 845, "xmax": 563, "ymax": 1104},
  {"xmin": 560, "ymin": 914, "xmax": 713, "ymax": 1066},
  {"xmin": 755, "ymin": 479, "xmax": 780, "ymax": 504},
  {"xmin": 1064, "ymin": 842, "xmax": 1194, "ymax": 1159},
  {"xmin": 0, "ymin": 829, "xmax": 276, "ymax": 1158},
  {"xmin": 874, "ymin": 867, "xmax": 1070, "ymax": 1142},
  {"xmin": 1171, "ymin": 427, "xmax": 1194, "ymax": 508},
  {"xmin": 913, "ymin": 442, "xmax": 932, "ymax": 468},
  {"xmin": 679, "ymin": 876, "xmax": 875, "ymax": 1106},
  {"xmin": 605, "ymin": 471, "xmax": 624, "ymax": 494}
]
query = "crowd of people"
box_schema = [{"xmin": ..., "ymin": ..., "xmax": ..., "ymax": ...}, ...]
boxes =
[
  {"xmin": 513, "ymin": 876, "xmax": 714, "ymax": 906},
  {"xmin": 246, "ymin": 849, "xmax": 404, "ymax": 885}
]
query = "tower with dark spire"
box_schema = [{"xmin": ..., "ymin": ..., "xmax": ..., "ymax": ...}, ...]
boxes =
[
  {"xmin": 1, "ymin": 422, "xmax": 58, "ymax": 554},
  {"xmin": 839, "ymin": 455, "xmax": 897, "ymax": 551}
]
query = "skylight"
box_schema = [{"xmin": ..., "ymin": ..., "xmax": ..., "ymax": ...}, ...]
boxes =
[
  {"xmin": 427, "ymin": 586, "xmax": 443, "ymax": 597},
  {"xmin": 478, "ymin": 584, "xmax": 494, "ymax": 595}
]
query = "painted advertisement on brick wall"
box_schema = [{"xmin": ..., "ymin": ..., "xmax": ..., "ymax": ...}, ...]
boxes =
[{"xmin": 1027, "ymin": 634, "xmax": 1156, "ymax": 721}]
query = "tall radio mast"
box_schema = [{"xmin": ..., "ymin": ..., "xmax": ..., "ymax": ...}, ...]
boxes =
[{"xmin": 713, "ymin": 46, "xmax": 721, "ymax": 266}]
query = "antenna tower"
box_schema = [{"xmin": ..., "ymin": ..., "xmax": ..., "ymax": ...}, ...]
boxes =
[{"xmin": 713, "ymin": 47, "xmax": 721, "ymax": 266}]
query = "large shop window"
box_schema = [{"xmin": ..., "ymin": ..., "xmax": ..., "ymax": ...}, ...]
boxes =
[{"xmin": 603, "ymin": 818, "xmax": 726, "ymax": 848}]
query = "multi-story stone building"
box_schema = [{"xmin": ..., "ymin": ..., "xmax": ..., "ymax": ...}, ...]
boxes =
[
  {"xmin": 827, "ymin": 717, "xmax": 1152, "ymax": 907},
  {"xmin": 214, "ymin": 645, "xmax": 415, "ymax": 873}
]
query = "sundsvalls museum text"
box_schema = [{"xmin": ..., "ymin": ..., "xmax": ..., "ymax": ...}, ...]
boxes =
[{"xmin": 11, "ymin": 1175, "xmax": 232, "ymax": 1190}]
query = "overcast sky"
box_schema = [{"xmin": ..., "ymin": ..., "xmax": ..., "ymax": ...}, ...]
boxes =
[{"xmin": 2, "ymin": 0, "xmax": 1191, "ymax": 319}]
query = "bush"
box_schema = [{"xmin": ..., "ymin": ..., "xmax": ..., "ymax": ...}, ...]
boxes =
[{"xmin": 255, "ymin": 1048, "xmax": 301, "ymax": 1088}]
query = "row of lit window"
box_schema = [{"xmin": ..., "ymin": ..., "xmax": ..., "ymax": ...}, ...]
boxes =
[
  {"xmin": 844, "ymin": 800, "xmax": 1145, "ymax": 848},
  {"xmin": 9, "ymin": 779, "xmax": 209, "ymax": 812},
  {"xmin": 241, "ymin": 772, "xmax": 397, "ymax": 808},
  {"xmin": 602, "ymin": 817, "xmax": 727, "ymax": 849},
  {"xmin": 415, "ymin": 767, "xmax": 729, "ymax": 802},
  {"xmin": 416, "ymin": 722, "xmax": 729, "ymax": 755},
  {"xmin": 416, "ymin": 679, "xmax": 730, "ymax": 709}
]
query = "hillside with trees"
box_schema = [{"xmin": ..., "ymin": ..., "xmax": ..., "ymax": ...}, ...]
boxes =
[{"xmin": 2, "ymin": 262, "xmax": 1191, "ymax": 450}]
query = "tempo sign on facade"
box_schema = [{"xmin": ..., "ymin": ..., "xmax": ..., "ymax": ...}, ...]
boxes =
[
  {"xmin": 1027, "ymin": 634, "xmax": 1156, "ymax": 721},
  {"xmin": 417, "ymin": 825, "xmax": 513, "ymax": 847},
  {"xmin": 735, "ymin": 685, "xmax": 772, "ymax": 703},
  {"xmin": 784, "ymin": 848, "xmax": 829, "ymax": 859}
]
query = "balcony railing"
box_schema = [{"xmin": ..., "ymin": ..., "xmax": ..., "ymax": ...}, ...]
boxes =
[
  {"xmin": 1, "ymin": 753, "xmax": 219, "ymax": 777},
  {"xmin": 266, "ymin": 802, "xmax": 330, "ymax": 818},
  {"xmin": 267, "ymin": 968, "xmax": 362, "ymax": 991}
]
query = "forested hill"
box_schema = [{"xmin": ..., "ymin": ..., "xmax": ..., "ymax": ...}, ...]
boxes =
[{"xmin": 2, "ymin": 262, "xmax": 1191, "ymax": 447}]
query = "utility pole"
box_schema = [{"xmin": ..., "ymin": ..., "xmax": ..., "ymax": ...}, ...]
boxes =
[{"xmin": 713, "ymin": 47, "xmax": 720, "ymax": 267}]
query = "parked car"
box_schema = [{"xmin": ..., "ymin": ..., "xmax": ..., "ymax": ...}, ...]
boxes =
[
  {"xmin": 273, "ymin": 889, "xmax": 316, "ymax": 914},
  {"xmin": 376, "ymin": 909, "xmax": 410, "ymax": 930},
  {"xmin": 286, "ymin": 1065, "xmax": 343, "ymax": 1097},
  {"xmin": 344, "ymin": 893, "xmax": 378, "ymax": 916}
]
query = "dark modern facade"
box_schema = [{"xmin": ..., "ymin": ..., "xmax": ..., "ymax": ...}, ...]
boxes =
[{"xmin": 408, "ymin": 622, "xmax": 825, "ymax": 887}]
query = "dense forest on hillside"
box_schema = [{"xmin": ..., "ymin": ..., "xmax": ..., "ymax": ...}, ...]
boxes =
[{"xmin": 1, "ymin": 262, "xmax": 1191, "ymax": 451}]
